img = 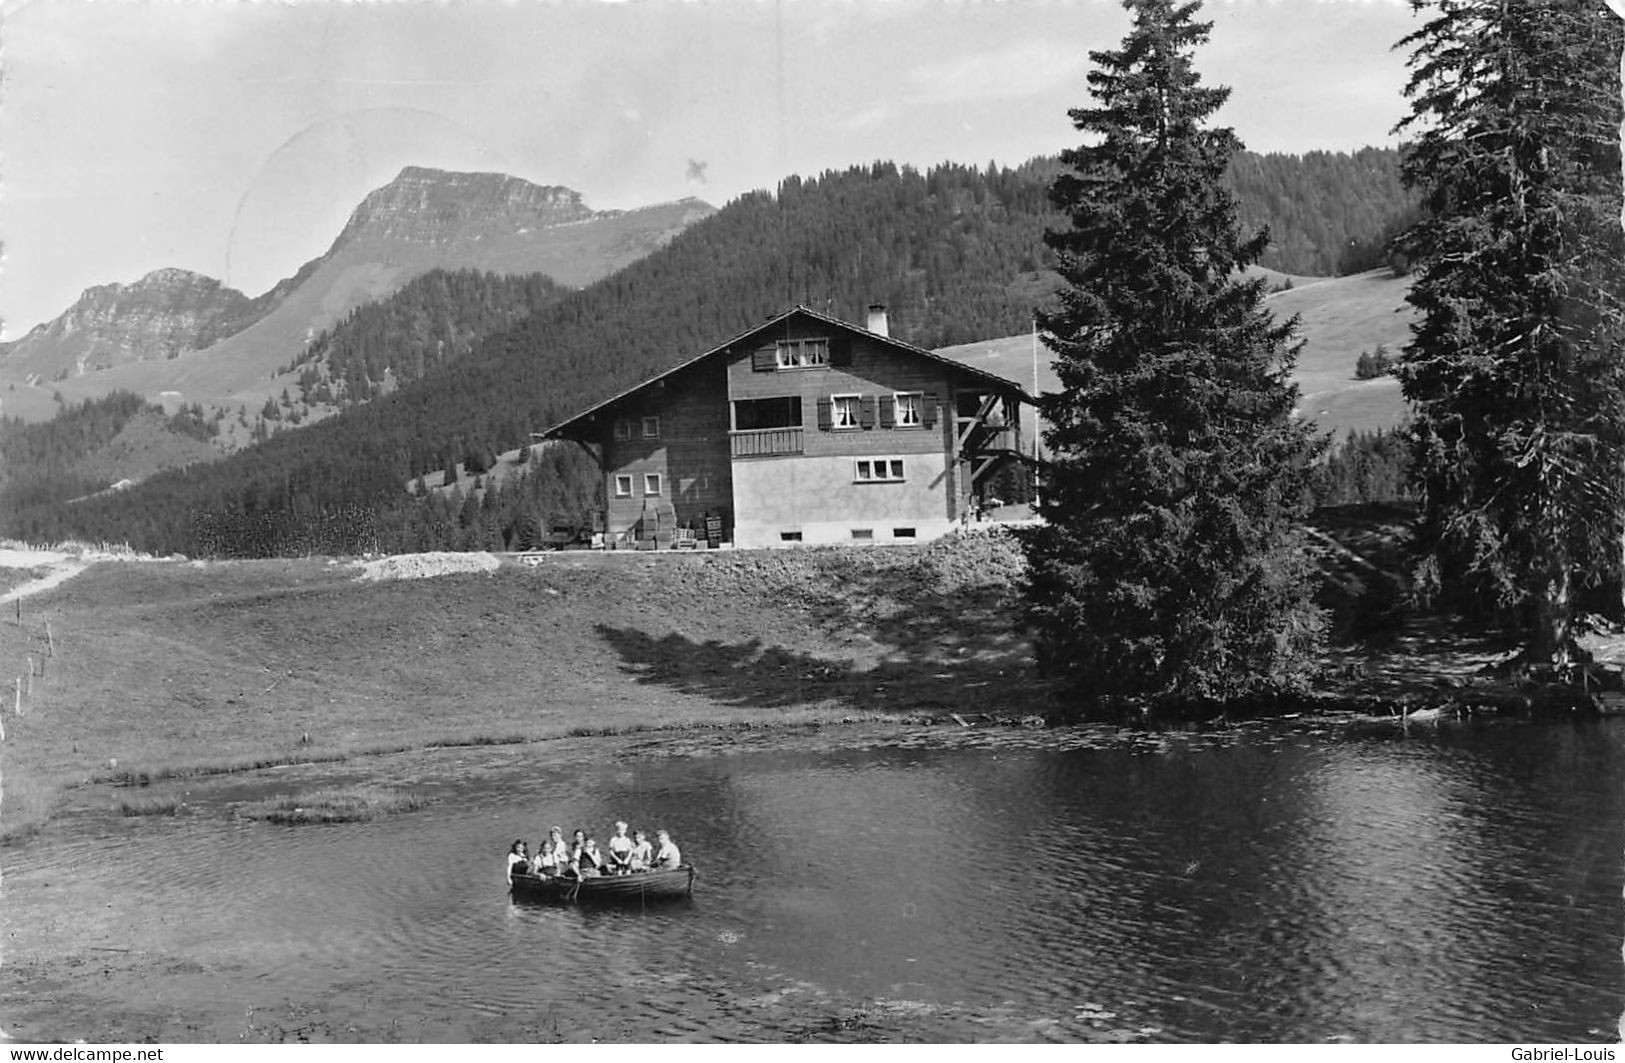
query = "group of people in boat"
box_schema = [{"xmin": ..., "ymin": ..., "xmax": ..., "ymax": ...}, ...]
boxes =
[{"xmin": 506, "ymin": 821, "xmax": 681, "ymax": 883}]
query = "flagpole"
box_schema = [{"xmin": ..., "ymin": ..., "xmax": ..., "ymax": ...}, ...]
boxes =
[{"xmin": 1031, "ymin": 317, "xmax": 1041, "ymax": 508}]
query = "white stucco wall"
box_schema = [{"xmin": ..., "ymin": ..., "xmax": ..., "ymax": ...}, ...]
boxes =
[{"xmin": 731, "ymin": 452, "xmax": 956, "ymax": 547}]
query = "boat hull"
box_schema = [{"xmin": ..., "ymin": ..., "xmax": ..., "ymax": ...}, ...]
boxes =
[{"xmin": 509, "ymin": 866, "xmax": 695, "ymax": 904}]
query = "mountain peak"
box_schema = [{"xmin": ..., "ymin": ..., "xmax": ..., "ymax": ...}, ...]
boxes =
[
  {"xmin": 79, "ymin": 267, "xmax": 242, "ymax": 304},
  {"xmin": 335, "ymin": 167, "xmax": 598, "ymax": 247}
]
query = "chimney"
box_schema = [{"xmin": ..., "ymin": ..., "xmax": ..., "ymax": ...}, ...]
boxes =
[{"xmin": 865, "ymin": 304, "xmax": 889, "ymax": 338}]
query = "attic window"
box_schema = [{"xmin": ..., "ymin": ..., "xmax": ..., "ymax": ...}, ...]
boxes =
[
  {"xmin": 776, "ymin": 338, "xmax": 829, "ymax": 369},
  {"xmin": 613, "ymin": 419, "xmax": 633, "ymax": 441},
  {"xmin": 642, "ymin": 416, "xmax": 661, "ymax": 438}
]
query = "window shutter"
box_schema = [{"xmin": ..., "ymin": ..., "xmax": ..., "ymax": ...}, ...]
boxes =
[
  {"xmin": 878, "ymin": 396, "xmax": 895, "ymax": 428},
  {"xmin": 752, "ymin": 345, "xmax": 777, "ymax": 372},
  {"xmin": 922, "ymin": 392, "xmax": 939, "ymax": 427},
  {"xmin": 817, "ymin": 399, "xmax": 832, "ymax": 430},
  {"xmin": 829, "ymin": 334, "xmax": 852, "ymax": 366},
  {"xmin": 859, "ymin": 396, "xmax": 877, "ymax": 429}
]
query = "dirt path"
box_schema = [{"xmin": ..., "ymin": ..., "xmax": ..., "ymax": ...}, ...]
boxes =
[{"xmin": 0, "ymin": 557, "xmax": 90, "ymax": 603}]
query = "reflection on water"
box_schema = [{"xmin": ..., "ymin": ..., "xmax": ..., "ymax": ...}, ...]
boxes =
[{"xmin": 3, "ymin": 720, "xmax": 1622, "ymax": 1042}]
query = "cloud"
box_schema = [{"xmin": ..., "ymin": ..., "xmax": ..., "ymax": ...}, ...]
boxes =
[
  {"xmin": 903, "ymin": 40, "xmax": 1094, "ymax": 104},
  {"xmin": 835, "ymin": 39, "xmax": 1092, "ymax": 132}
]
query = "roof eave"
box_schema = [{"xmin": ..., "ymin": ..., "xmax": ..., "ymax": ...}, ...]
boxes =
[{"xmin": 539, "ymin": 304, "xmax": 1036, "ymax": 439}]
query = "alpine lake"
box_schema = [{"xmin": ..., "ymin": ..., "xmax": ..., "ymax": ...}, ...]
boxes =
[{"xmin": 3, "ymin": 715, "xmax": 1622, "ymax": 1043}]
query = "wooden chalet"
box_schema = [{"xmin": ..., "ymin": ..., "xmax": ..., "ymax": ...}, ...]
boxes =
[{"xmin": 540, "ymin": 305, "xmax": 1033, "ymax": 549}]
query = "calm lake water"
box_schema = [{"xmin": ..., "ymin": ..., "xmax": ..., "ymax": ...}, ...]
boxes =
[{"xmin": 3, "ymin": 718, "xmax": 1623, "ymax": 1043}]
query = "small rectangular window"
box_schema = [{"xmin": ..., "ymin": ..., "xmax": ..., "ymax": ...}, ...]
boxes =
[
  {"xmin": 893, "ymin": 527, "xmax": 916, "ymax": 538},
  {"xmin": 855, "ymin": 458, "xmax": 905, "ymax": 483},
  {"xmin": 642, "ymin": 416, "xmax": 660, "ymax": 439},
  {"xmin": 613, "ymin": 474, "xmax": 633, "ymax": 498},
  {"xmin": 613, "ymin": 419, "xmax": 632, "ymax": 441},
  {"xmin": 894, "ymin": 392, "xmax": 922, "ymax": 428},
  {"xmin": 644, "ymin": 473, "xmax": 662, "ymax": 497},
  {"xmin": 779, "ymin": 531, "xmax": 803, "ymax": 542},
  {"xmin": 851, "ymin": 529, "xmax": 874, "ymax": 541}
]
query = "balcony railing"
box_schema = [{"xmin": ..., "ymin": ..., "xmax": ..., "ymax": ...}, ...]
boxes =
[{"xmin": 730, "ymin": 427, "xmax": 804, "ymax": 458}]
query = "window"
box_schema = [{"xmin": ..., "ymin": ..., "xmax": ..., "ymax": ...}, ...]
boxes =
[
  {"xmin": 775, "ymin": 338, "xmax": 829, "ymax": 369},
  {"xmin": 613, "ymin": 419, "xmax": 633, "ymax": 441},
  {"xmin": 641, "ymin": 416, "xmax": 660, "ymax": 439},
  {"xmin": 894, "ymin": 392, "xmax": 923, "ymax": 428},
  {"xmin": 831, "ymin": 394, "xmax": 861, "ymax": 429},
  {"xmin": 780, "ymin": 531, "xmax": 803, "ymax": 542},
  {"xmin": 855, "ymin": 458, "xmax": 905, "ymax": 483},
  {"xmin": 644, "ymin": 473, "xmax": 662, "ymax": 497},
  {"xmin": 851, "ymin": 529, "xmax": 874, "ymax": 541},
  {"xmin": 733, "ymin": 396, "xmax": 802, "ymax": 431},
  {"xmin": 613, "ymin": 475, "xmax": 633, "ymax": 498},
  {"xmin": 893, "ymin": 527, "xmax": 917, "ymax": 539}
]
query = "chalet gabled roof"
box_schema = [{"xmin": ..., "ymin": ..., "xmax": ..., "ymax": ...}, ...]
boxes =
[{"xmin": 539, "ymin": 304, "xmax": 1035, "ymax": 440}]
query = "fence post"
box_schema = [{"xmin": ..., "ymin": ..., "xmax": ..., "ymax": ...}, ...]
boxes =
[{"xmin": 45, "ymin": 620, "xmax": 54, "ymax": 658}]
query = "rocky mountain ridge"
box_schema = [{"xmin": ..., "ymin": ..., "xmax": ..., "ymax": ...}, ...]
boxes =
[
  {"xmin": 1, "ymin": 268, "xmax": 264, "ymax": 381},
  {"xmin": 334, "ymin": 166, "xmax": 599, "ymax": 245},
  {"xmin": 0, "ymin": 167, "xmax": 714, "ymax": 422}
]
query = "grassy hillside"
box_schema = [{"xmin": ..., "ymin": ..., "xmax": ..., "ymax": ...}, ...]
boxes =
[
  {"xmin": 936, "ymin": 267, "xmax": 1415, "ymax": 444},
  {"xmin": 1272, "ymin": 269, "xmax": 1415, "ymax": 438},
  {"xmin": 0, "ymin": 532, "xmax": 1031, "ymax": 837}
]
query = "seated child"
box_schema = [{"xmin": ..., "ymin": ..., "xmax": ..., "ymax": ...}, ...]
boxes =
[
  {"xmin": 577, "ymin": 835, "xmax": 606, "ymax": 879},
  {"xmin": 534, "ymin": 827, "xmax": 565, "ymax": 876},
  {"xmin": 606, "ymin": 821, "xmax": 634, "ymax": 874},
  {"xmin": 653, "ymin": 829, "xmax": 682, "ymax": 870},
  {"xmin": 629, "ymin": 829, "xmax": 654, "ymax": 872},
  {"xmin": 506, "ymin": 840, "xmax": 530, "ymax": 883}
]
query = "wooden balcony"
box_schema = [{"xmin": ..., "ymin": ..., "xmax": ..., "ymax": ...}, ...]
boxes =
[
  {"xmin": 960, "ymin": 425, "xmax": 1022, "ymax": 458},
  {"xmin": 730, "ymin": 427, "xmax": 804, "ymax": 458}
]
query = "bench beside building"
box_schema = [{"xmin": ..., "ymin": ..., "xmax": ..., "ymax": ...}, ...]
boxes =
[{"xmin": 540, "ymin": 305, "xmax": 1033, "ymax": 548}]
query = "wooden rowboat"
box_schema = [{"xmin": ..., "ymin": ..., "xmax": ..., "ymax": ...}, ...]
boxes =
[{"xmin": 509, "ymin": 865, "xmax": 695, "ymax": 904}]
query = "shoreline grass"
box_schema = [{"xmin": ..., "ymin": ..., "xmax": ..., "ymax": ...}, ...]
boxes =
[
  {"xmin": 239, "ymin": 786, "xmax": 427, "ymax": 825},
  {"xmin": 117, "ymin": 795, "xmax": 183, "ymax": 817},
  {"xmin": 91, "ymin": 708, "xmax": 938, "ymax": 790}
]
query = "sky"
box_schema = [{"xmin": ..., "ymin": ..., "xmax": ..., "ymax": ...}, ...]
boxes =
[{"xmin": 0, "ymin": 0, "xmax": 1420, "ymax": 340}]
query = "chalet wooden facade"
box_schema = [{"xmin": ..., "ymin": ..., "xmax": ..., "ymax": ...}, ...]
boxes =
[{"xmin": 540, "ymin": 305, "xmax": 1032, "ymax": 548}]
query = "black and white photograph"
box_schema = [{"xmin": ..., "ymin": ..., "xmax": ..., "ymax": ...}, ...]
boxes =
[{"xmin": 0, "ymin": 0, "xmax": 1622, "ymax": 1046}]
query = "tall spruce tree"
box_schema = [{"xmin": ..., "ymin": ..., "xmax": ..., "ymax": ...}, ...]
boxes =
[
  {"xmin": 1024, "ymin": 0, "xmax": 1325, "ymax": 708},
  {"xmin": 1394, "ymin": 0, "xmax": 1625, "ymax": 668}
]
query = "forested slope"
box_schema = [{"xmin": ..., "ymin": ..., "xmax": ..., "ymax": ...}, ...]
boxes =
[{"xmin": 1229, "ymin": 147, "xmax": 1418, "ymax": 276}]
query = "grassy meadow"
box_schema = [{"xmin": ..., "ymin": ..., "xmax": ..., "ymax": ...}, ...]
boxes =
[{"xmin": 0, "ymin": 533, "xmax": 1036, "ymax": 838}]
